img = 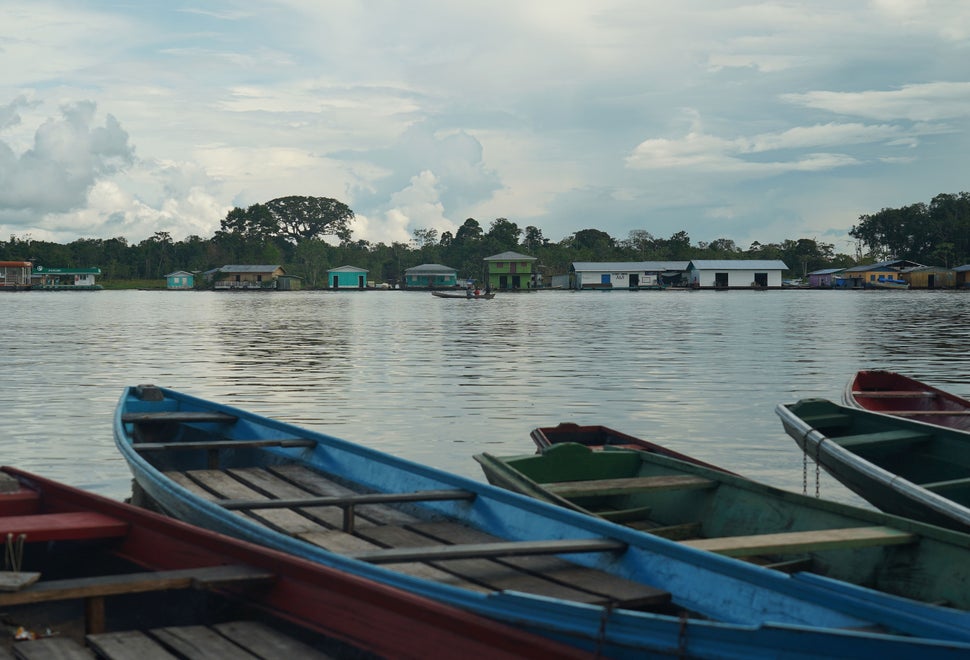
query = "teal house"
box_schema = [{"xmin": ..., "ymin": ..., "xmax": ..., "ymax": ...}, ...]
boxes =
[
  {"xmin": 165, "ymin": 270, "xmax": 195, "ymax": 289},
  {"xmin": 327, "ymin": 265, "xmax": 369, "ymax": 289},
  {"xmin": 404, "ymin": 263, "xmax": 458, "ymax": 289}
]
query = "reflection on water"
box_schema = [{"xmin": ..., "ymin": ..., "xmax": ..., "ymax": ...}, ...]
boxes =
[{"xmin": 1, "ymin": 288, "xmax": 969, "ymax": 505}]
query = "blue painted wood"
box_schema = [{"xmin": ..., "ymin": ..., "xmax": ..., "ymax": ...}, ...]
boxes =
[{"xmin": 115, "ymin": 385, "xmax": 970, "ymax": 659}]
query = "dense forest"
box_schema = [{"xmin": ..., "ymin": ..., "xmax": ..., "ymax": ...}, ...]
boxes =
[{"xmin": 3, "ymin": 192, "xmax": 969, "ymax": 287}]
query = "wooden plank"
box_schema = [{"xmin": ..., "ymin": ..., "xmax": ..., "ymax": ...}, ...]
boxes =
[
  {"xmin": 133, "ymin": 439, "xmax": 316, "ymax": 452},
  {"xmin": 597, "ymin": 506, "xmax": 652, "ymax": 523},
  {"xmin": 12, "ymin": 637, "xmax": 93, "ymax": 660},
  {"xmin": 211, "ymin": 622, "xmax": 334, "ymax": 660},
  {"xmin": 645, "ymin": 521, "xmax": 703, "ymax": 541},
  {"xmin": 409, "ymin": 521, "xmax": 671, "ymax": 608},
  {"xmin": 149, "ymin": 625, "xmax": 259, "ymax": 659},
  {"xmin": 0, "ymin": 565, "xmax": 274, "ymax": 607},
  {"xmin": 217, "ymin": 489, "xmax": 475, "ymax": 510},
  {"xmin": 851, "ymin": 391, "xmax": 936, "ymax": 398},
  {"xmin": 351, "ymin": 538, "xmax": 626, "ymax": 564},
  {"xmin": 86, "ymin": 631, "xmax": 179, "ymax": 660},
  {"xmin": 681, "ymin": 526, "xmax": 916, "ymax": 557},
  {"xmin": 0, "ymin": 571, "xmax": 41, "ymax": 592},
  {"xmin": 0, "ymin": 512, "xmax": 128, "ymax": 543},
  {"xmin": 546, "ymin": 475, "xmax": 714, "ymax": 498},
  {"xmin": 122, "ymin": 411, "xmax": 239, "ymax": 424},
  {"xmin": 835, "ymin": 430, "xmax": 932, "ymax": 451}
]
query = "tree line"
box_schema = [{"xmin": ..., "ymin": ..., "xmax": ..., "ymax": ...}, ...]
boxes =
[{"xmin": 3, "ymin": 192, "xmax": 968, "ymax": 287}]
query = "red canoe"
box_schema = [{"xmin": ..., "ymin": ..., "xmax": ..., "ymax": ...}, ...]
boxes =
[
  {"xmin": 844, "ymin": 370, "xmax": 970, "ymax": 433},
  {"xmin": 0, "ymin": 466, "xmax": 589, "ymax": 659}
]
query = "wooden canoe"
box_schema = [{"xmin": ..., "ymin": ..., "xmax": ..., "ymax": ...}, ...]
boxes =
[
  {"xmin": 844, "ymin": 370, "xmax": 970, "ymax": 433},
  {"xmin": 112, "ymin": 384, "xmax": 970, "ymax": 658},
  {"xmin": 0, "ymin": 467, "xmax": 581, "ymax": 659},
  {"xmin": 531, "ymin": 422, "xmax": 736, "ymax": 473},
  {"xmin": 431, "ymin": 291, "xmax": 495, "ymax": 299},
  {"xmin": 777, "ymin": 398, "xmax": 970, "ymax": 532},
  {"xmin": 475, "ymin": 441, "xmax": 970, "ymax": 610}
]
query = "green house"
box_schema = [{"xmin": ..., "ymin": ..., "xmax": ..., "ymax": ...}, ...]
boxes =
[
  {"xmin": 165, "ymin": 270, "xmax": 195, "ymax": 289},
  {"xmin": 483, "ymin": 251, "xmax": 537, "ymax": 290},
  {"xmin": 404, "ymin": 263, "xmax": 458, "ymax": 289},
  {"xmin": 327, "ymin": 265, "xmax": 369, "ymax": 289}
]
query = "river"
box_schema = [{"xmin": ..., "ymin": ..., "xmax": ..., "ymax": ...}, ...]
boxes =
[{"xmin": 2, "ymin": 288, "xmax": 968, "ymax": 505}]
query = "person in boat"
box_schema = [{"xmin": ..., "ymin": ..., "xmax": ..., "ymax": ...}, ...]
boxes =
[
  {"xmin": 474, "ymin": 286, "xmax": 481, "ymax": 297},
  {"xmin": 466, "ymin": 287, "xmax": 472, "ymax": 298}
]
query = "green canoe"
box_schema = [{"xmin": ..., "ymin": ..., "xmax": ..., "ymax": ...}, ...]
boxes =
[{"xmin": 475, "ymin": 441, "xmax": 970, "ymax": 610}]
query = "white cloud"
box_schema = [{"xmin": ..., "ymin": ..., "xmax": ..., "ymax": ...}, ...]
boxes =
[{"xmin": 783, "ymin": 82, "xmax": 970, "ymax": 122}]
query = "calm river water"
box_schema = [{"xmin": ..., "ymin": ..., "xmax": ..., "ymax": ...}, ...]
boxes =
[{"xmin": 2, "ymin": 288, "xmax": 969, "ymax": 505}]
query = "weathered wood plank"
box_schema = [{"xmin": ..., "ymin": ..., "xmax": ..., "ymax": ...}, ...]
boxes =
[
  {"xmin": 646, "ymin": 521, "xmax": 703, "ymax": 541},
  {"xmin": 133, "ymin": 439, "xmax": 316, "ymax": 452},
  {"xmin": 410, "ymin": 521, "xmax": 671, "ymax": 609},
  {"xmin": 212, "ymin": 622, "xmax": 334, "ymax": 660},
  {"xmin": 123, "ymin": 411, "xmax": 239, "ymax": 424},
  {"xmin": 851, "ymin": 391, "xmax": 936, "ymax": 398},
  {"xmin": 681, "ymin": 526, "xmax": 916, "ymax": 557},
  {"xmin": 351, "ymin": 538, "xmax": 626, "ymax": 563},
  {"xmin": 12, "ymin": 637, "xmax": 94, "ymax": 660},
  {"xmin": 86, "ymin": 630, "xmax": 179, "ymax": 660},
  {"xmin": 149, "ymin": 625, "xmax": 259, "ymax": 659},
  {"xmin": 217, "ymin": 489, "xmax": 475, "ymax": 511},
  {"xmin": 546, "ymin": 475, "xmax": 715, "ymax": 498},
  {"xmin": 0, "ymin": 512, "xmax": 127, "ymax": 543},
  {"xmin": 834, "ymin": 430, "xmax": 932, "ymax": 451},
  {"xmin": 0, "ymin": 565, "xmax": 274, "ymax": 607}
]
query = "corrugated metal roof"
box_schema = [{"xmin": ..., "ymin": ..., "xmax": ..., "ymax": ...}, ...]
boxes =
[
  {"xmin": 404, "ymin": 263, "xmax": 457, "ymax": 273},
  {"xmin": 327, "ymin": 265, "xmax": 368, "ymax": 273},
  {"xmin": 687, "ymin": 260, "xmax": 789, "ymax": 270},
  {"xmin": 572, "ymin": 261, "xmax": 689, "ymax": 272},
  {"xmin": 484, "ymin": 251, "xmax": 536, "ymax": 261},
  {"xmin": 219, "ymin": 265, "xmax": 282, "ymax": 273},
  {"xmin": 807, "ymin": 268, "xmax": 843, "ymax": 275},
  {"xmin": 954, "ymin": 264, "xmax": 970, "ymax": 272}
]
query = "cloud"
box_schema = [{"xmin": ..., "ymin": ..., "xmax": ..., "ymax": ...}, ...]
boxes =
[
  {"xmin": 0, "ymin": 101, "xmax": 134, "ymax": 214},
  {"xmin": 783, "ymin": 82, "xmax": 970, "ymax": 122}
]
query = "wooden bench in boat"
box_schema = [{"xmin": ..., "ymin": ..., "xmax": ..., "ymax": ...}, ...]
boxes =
[
  {"xmin": 0, "ymin": 565, "xmax": 274, "ymax": 639},
  {"xmin": 851, "ymin": 391, "xmax": 936, "ymax": 399},
  {"xmin": 0, "ymin": 512, "xmax": 128, "ymax": 543},
  {"xmin": 350, "ymin": 537, "xmax": 627, "ymax": 564},
  {"xmin": 217, "ymin": 489, "xmax": 477, "ymax": 533},
  {"xmin": 545, "ymin": 475, "xmax": 715, "ymax": 499},
  {"xmin": 681, "ymin": 526, "xmax": 916, "ymax": 558},
  {"xmin": 122, "ymin": 411, "xmax": 239, "ymax": 424},
  {"xmin": 133, "ymin": 439, "xmax": 317, "ymax": 469},
  {"xmin": 833, "ymin": 429, "xmax": 932, "ymax": 451}
]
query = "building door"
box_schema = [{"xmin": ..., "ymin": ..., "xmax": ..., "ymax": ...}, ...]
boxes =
[
  {"xmin": 358, "ymin": 275, "xmax": 365, "ymax": 288},
  {"xmin": 928, "ymin": 274, "xmax": 936, "ymax": 288},
  {"xmin": 754, "ymin": 273, "xmax": 768, "ymax": 287},
  {"xmin": 499, "ymin": 275, "xmax": 508, "ymax": 289},
  {"xmin": 715, "ymin": 272, "xmax": 728, "ymax": 287},
  {"xmin": 629, "ymin": 274, "xmax": 639, "ymax": 288},
  {"xmin": 332, "ymin": 275, "xmax": 339, "ymax": 288}
]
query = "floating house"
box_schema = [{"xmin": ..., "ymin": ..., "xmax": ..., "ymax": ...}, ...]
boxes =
[
  {"xmin": 807, "ymin": 268, "xmax": 844, "ymax": 288},
  {"xmin": 956, "ymin": 264, "xmax": 970, "ymax": 288},
  {"xmin": 165, "ymin": 271, "xmax": 195, "ymax": 290},
  {"xmin": 327, "ymin": 265, "xmax": 368, "ymax": 289},
  {"xmin": 571, "ymin": 261, "xmax": 689, "ymax": 290},
  {"xmin": 404, "ymin": 264, "xmax": 458, "ymax": 289},
  {"xmin": 836, "ymin": 260, "xmax": 922, "ymax": 289},
  {"xmin": 0, "ymin": 261, "xmax": 33, "ymax": 291},
  {"xmin": 903, "ymin": 265, "xmax": 956, "ymax": 289},
  {"xmin": 483, "ymin": 251, "xmax": 538, "ymax": 290},
  {"xmin": 31, "ymin": 266, "xmax": 103, "ymax": 290},
  {"xmin": 207, "ymin": 265, "xmax": 285, "ymax": 290},
  {"xmin": 686, "ymin": 260, "xmax": 788, "ymax": 289}
]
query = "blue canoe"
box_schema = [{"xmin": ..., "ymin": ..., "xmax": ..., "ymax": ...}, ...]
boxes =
[{"xmin": 114, "ymin": 385, "xmax": 970, "ymax": 659}]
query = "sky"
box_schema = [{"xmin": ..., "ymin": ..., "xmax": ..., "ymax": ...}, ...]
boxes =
[{"xmin": 1, "ymin": 2, "xmax": 968, "ymax": 254}]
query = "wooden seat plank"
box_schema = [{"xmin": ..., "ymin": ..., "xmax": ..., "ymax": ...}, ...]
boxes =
[
  {"xmin": 12, "ymin": 637, "xmax": 93, "ymax": 660},
  {"xmin": 851, "ymin": 391, "xmax": 936, "ymax": 398},
  {"xmin": 546, "ymin": 475, "xmax": 715, "ymax": 498},
  {"xmin": 212, "ymin": 622, "xmax": 334, "ymax": 660},
  {"xmin": 123, "ymin": 411, "xmax": 239, "ymax": 424},
  {"xmin": 681, "ymin": 526, "xmax": 916, "ymax": 557},
  {"xmin": 86, "ymin": 630, "xmax": 179, "ymax": 660},
  {"xmin": 356, "ymin": 525, "xmax": 604, "ymax": 603},
  {"xmin": 351, "ymin": 538, "xmax": 626, "ymax": 563},
  {"xmin": 834, "ymin": 430, "xmax": 931, "ymax": 451},
  {"xmin": 0, "ymin": 512, "xmax": 127, "ymax": 543},
  {"xmin": 409, "ymin": 521, "xmax": 671, "ymax": 608},
  {"xmin": 133, "ymin": 439, "xmax": 316, "ymax": 452},
  {"xmin": 149, "ymin": 625, "xmax": 259, "ymax": 659}
]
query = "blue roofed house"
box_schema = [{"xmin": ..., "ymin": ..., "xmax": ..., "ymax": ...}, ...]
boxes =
[{"xmin": 686, "ymin": 260, "xmax": 789, "ymax": 289}]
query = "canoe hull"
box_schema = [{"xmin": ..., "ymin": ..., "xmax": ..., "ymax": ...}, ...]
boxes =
[
  {"xmin": 844, "ymin": 370, "xmax": 970, "ymax": 433},
  {"xmin": 777, "ymin": 398, "xmax": 970, "ymax": 532},
  {"xmin": 115, "ymin": 385, "xmax": 970, "ymax": 658}
]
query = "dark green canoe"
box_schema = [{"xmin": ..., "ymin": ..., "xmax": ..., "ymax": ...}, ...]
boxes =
[{"xmin": 475, "ymin": 441, "xmax": 970, "ymax": 610}]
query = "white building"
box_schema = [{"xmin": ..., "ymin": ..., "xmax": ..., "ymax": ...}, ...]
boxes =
[
  {"xmin": 571, "ymin": 261, "xmax": 689, "ymax": 289},
  {"xmin": 686, "ymin": 260, "xmax": 789, "ymax": 289}
]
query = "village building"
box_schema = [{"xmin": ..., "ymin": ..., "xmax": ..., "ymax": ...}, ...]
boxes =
[
  {"xmin": 955, "ymin": 264, "xmax": 970, "ymax": 288},
  {"xmin": 483, "ymin": 251, "xmax": 538, "ymax": 290},
  {"xmin": 206, "ymin": 265, "xmax": 285, "ymax": 290},
  {"xmin": 686, "ymin": 260, "xmax": 788, "ymax": 289},
  {"xmin": 165, "ymin": 271, "xmax": 195, "ymax": 290},
  {"xmin": 327, "ymin": 265, "xmax": 369, "ymax": 289},
  {"xmin": 902, "ymin": 265, "xmax": 956, "ymax": 289},
  {"xmin": 570, "ymin": 261, "xmax": 689, "ymax": 290},
  {"xmin": 807, "ymin": 268, "xmax": 844, "ymax": 288},
  {"xmin": 404, "ymin": 264, "xmax": 458, "ymax": 289},
  {"xmin": 0, "ymin": 261, "xmax": 33, "ymax": 291},
  {"xmin": 32, "ymin": 266, "xmax": 103, "ymax": 290},
  {"xmin": 836, "ymin": 260, "xmax": 922, "ymax": 288}
]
